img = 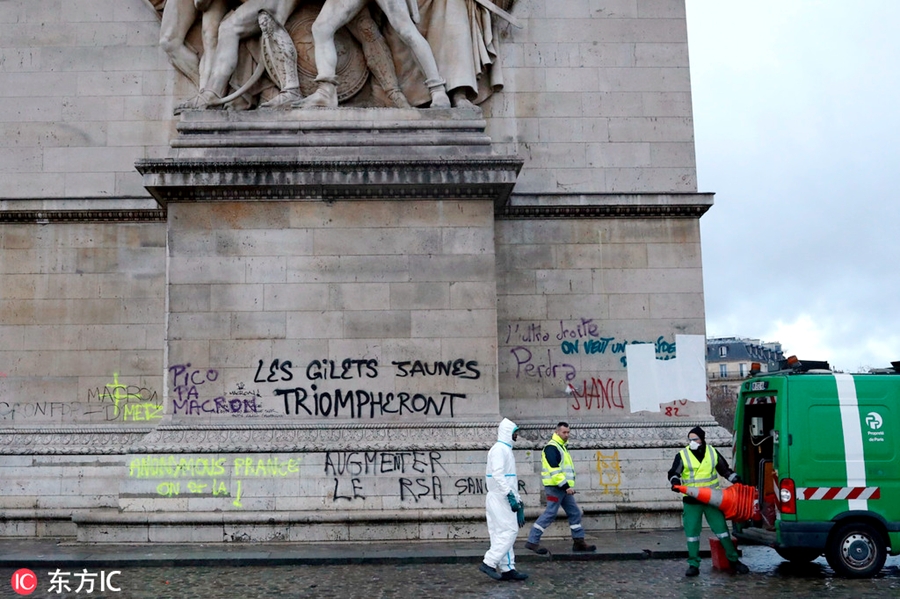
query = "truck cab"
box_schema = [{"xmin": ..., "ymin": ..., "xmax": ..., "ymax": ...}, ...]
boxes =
[{"xmin": 732, "ymin": 358, "xmax": 900, "ymax": 577}]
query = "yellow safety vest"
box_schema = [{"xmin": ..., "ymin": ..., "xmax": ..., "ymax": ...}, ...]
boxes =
[
  {"xmin": 679, "ymin": 445, "xmax": 720, "ymax": 491},
  {"xmin": 541, "ymin": 433, "xmax": 575, "ymax": 488}
]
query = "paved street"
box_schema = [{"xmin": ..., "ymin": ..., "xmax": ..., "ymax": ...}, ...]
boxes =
[{"xmin": 2, "ymin": 545, "xmax": 899, "ymax": 598}]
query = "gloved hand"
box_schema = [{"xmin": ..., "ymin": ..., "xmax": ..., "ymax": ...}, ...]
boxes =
[
  {"xmin": 732, "ymin": 475, "xmax": 742, "ymax": 485},
  {"xmin": 516, "ymin": 502, "xmax": 525, "ymax": 528},
  {"xmin": 507, "ymin": 492, "xmax": 519, "ymax": 512},
  {"xmin": 671, "ymin": 485, "xmax": 682, "ymax": 493}
]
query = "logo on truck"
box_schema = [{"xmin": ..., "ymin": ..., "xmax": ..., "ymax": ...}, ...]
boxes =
[{"xmin": 865, "ymin": 412, "xmax": 883, "ymax": 430}]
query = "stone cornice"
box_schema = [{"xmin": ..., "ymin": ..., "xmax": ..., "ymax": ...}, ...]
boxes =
[
  {"xmin": 0, "ymin": 210, "xmax": 166, "ymax": 223},
  {"xmin": 0, "ymin": 421, "xmax": 729, "ymax": 454},
  {"xmin": 498, "ymin": 192, "xmax": 715, "ymax": 219},
  {"xmin": 136, "ymin": 156, "xmax": 524, "ymax": 208}
]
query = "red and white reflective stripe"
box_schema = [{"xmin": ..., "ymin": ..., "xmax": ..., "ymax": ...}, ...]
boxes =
[
  {"xmin": 745, "ymin": 396, "xmax": 776, "ymax": 405},
  {"xmin": 796, "ymin": 487, "xmax": 881, "ymax": 501}
]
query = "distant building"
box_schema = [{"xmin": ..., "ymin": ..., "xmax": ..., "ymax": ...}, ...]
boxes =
[{"xmin": 707, "ymin": 337, "xmax": 784, "ymax": 432}]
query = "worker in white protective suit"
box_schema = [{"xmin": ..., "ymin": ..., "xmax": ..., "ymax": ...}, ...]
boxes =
[{"xmin": 479, "ymin": 418, "xmax": 528, "ymax": 581}]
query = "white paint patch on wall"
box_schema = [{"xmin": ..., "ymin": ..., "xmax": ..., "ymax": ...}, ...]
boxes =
[{"xmin": 625, "ymin": 334, "xmax": 706, "ymax": 413}]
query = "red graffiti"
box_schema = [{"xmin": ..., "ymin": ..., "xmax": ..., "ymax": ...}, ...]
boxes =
[
  {"xmin": 0, "ymin": 373, "xmax": 6, "ymax": 377},
  {"xmin": 662, "ymin": 399, "xmax": 689, "ymax": 417},
  {"xmin": 570, "ymin": 378, "xmax": 625, "ymax": 411}
]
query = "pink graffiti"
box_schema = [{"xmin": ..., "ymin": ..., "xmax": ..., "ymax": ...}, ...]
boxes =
[
  {"xmin": 0, "ymin": 373, "xmax": 6, "ymax": 377},
  {"xmin": 570, "ymin": 378, "xmax": 625, "ymax": 411}
]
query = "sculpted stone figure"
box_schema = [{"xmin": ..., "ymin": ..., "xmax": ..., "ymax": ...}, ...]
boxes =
[
  {"xmin": 386, "ymin": 0, "xmax": 518, "ymax": 107},
  {"xmin": 300, "ymin": 0, "xmax": 450, "ymax": 108},
  {"xmin": 159, "ymin": 0, "xmax": 229, "ymax": 95},
  {"xmin": 185, "ymin": 0, "xmax": 303, "ymax": 110}
]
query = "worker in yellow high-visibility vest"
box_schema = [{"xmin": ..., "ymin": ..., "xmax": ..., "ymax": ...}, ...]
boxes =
[
  {"xmin": 668, "ymin": 426, "xmax": 750, "ymax": 577},
  {"xmin": 525, "ymin": 422, "xmax": 596, "ymax": 554}
]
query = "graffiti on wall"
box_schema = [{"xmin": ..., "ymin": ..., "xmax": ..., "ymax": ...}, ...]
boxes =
[
  {"xmin": 87, "ymin": 373, "xmax": 162, "ymax": 422},
  {"xmin": 596, "ymin": 451, "xmax": 622, "ymax": 494},
  {"xmin": 128, "ymin": 455, "xmax": 301, "ymax": 508},
  {"xmin": 167, "ymin": 357, "xmax": 480, "ymax": 421}
]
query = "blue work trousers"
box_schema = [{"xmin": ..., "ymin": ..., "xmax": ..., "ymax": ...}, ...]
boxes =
[{"xmin": 527, "ymin": 485, "xmax": 584, "ymax": 543}]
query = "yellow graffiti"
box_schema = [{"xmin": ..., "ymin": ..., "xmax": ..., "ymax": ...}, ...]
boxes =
[
  {"xmin": 596, "ymin": 451, "xmax": 622, "ymax": 494},
  {"xmin": 99, "ymin": 373, "xmax": 144, "ymax": 416},
  {"xmin": 122, "ymin": 403, "xmax": 164, "ymax": 421}
]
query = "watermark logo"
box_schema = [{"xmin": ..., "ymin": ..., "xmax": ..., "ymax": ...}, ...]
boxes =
[
  {"xmin": 866, "ymin": 412, "xmax": 883, "ymax": 430},
  {"xmin": 11, "ymin": 569, "xmax": 37, "ymax": 596}
]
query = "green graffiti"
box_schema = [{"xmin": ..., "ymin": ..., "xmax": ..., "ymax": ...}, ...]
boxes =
[{"xmin": 99, "ymin": 373, "xmax": 145, "ymax": 416}]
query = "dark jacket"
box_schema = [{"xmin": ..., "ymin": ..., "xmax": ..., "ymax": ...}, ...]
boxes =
[{"xmin": 667, "ymin": 445, "xmax": 738, "ymax": 504}]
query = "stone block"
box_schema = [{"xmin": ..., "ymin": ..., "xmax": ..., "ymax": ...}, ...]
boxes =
[
  {"xmin": 449, "ymin": 282, "xmax": 496, "ymax": 310},
  {"xmin": 328, "ymin": 283, "xmax": 391, "ymax": 311},
  {"xmin": 642, "ymin": 91, "xmax": 692, "ymax": 117},
  {"xmin": 649, "ymin": 141, "xmax": 696, "ymax": 167},
  {"xmin": 216, "ymin": 229, "xmax": 314, "ymax": 257},
  {"xmin": 608, "ymin": 293, "xmax": 649, "ymax": 320},
  {"xmin": 389, "ymin": 282, "xmax": 450, "ymax": 311},
  {"xmin": 535, "ymin": 269, "xmax": 593, "ymax": 295},
  {"xmin": 411, "ymin": 309, "xmax": 495, "ymax": 339},
  {"xmin": 344, "ymin": 311, "xmax": 411, "ymax": 339},
  {"xmin": 635, "ymin": 42, "xmax": 689, "ymax": 67},
  {"xmin": 245, "ymin": 257, "xmax": 287, "ymax": 284},
  {"xmin": 605, "ymin": 166, "xmax": 696, "ymax": 192},
  {"xmin": 231, "ymin": 312, "xmax": 286, "ymax": 340},
  {"xmin": 168, "ymin": 313, "xmax": 231, "ymax": 340},
  {"xmin": 498, "ymin": 294, "xmax": 546, "ymax": 321},
  {"xmin": 286, "ymin": 311, "xmax": 344, "ymax": 339},
  {"xmin": 649, "ymin": 293, "xmax": 704, "ymax": 319},
  {"xmin": 544, "ymin": 294, "xmax": 608, "ymax": 321},
  {"xmin": 586, "ymin": 142, "xmax": 651, "ymax": 168},
  {"xmin": 169, "ymin": 257, "xmax": 245, "ymax": 285},
  {"xmin": 287, "ymin": 255, "xmax": 411, "ymax": 284},
  {"xmin": 209, "ymin": 284, "xmax": 264, "ymax": 312},
  {"xmin": 441, "ymin": 227, "xmax": 494, "ymax": 255},
  {"xmin": 608, "ymin": 116, "xmax": 694, "ymax": 142},
  {"xmin": 169, "ymin": 285, "xmax": 211, "ymax": 313},
  {"xmin": 409, "ymin": 255, "xmax": 494, "ymax": 282},
  {"xmin": 263, "ymin": 283, "xmax": 329, "ymax": 311},
  {"xmin": 313, "ymin": 228, "xmax": 441, "ymax": 256},
  {"xmin": 647, "ymin": 242, "xmax": 700, "ymax": 268}
]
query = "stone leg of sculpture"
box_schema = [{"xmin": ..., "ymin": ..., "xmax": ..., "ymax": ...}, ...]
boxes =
[
  {"xmin": 201, "ymin": 0, "xmax": 302, "ymax": 108},
  {"xmin": 346, "ymin": 10, "xmax": 411, "ymax": 108},
  {"xmin": 374, "ymin": 0, "xmax": 449, "ymax": 108},
  {"xmin": 174, "ymin": 0, "xmax": 230, "ymax": 114},
  {"xmin": 303, "ymin": 0, "xmax": 369, "ymax": 108},
  {"xmin": 160, "ymin": 0, "xmax": 201, "ymax": 87}
]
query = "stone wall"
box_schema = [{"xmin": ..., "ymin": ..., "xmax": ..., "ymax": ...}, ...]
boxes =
[
  {"xmin": 0, "ymin": 223, "xmax": 166, "ymax": 426},
  {"xmin": 496, "ymin": 215, "xmax": 706, "ymax": 421},
  {"xmin": 0, "ymin": 0, "xmax": 722, "ymax": 542}
]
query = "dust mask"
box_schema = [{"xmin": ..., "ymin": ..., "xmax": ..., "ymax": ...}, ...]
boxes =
[{"xmin": 689, "ymin": 440, "xmax": 701, "ymax": 451}]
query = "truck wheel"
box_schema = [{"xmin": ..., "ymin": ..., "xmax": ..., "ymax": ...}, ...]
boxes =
[
  {"xmin": 825, "ymin": 522, "xmax": 887, "ymax": 578},
  {"xmin": 775, "ymin": 547, "xmax": 821, "ymax": 563}
]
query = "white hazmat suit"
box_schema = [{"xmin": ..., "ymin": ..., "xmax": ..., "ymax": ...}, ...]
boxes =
[{"xmin": 482, "ymin": 417, "xmax": 521, "ymax": 573}]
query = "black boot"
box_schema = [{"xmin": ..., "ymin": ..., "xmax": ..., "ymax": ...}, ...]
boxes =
[
  {"xmin": 500, "ymin": 569, "xmax": 529, "ymax": 581},
  {"xmin": 573, "ymin": 538, "xmax": 596, "ymax": 552},
  {"xmin": 685, "ymin": 565, "xmax": 700, "ymax": 577},
  {"xmin": 479, "ymin": 562, "xmax": 502, "ymax": 580},
  {"xmin": 525, "ymin": 541, "xmax": 549, "ymax": 555},
  {"xmin": 729, "ymin": 560, "xmax": 749, "ymax": 574}
]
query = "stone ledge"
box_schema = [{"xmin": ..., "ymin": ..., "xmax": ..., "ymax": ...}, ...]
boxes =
[
  {"xmin": 0, "ymin": 421, "xmax": 729, "ymax": 454},
  {"xmin": 498, "ymin": 192, "xmax": 715, "ymax": 219}
]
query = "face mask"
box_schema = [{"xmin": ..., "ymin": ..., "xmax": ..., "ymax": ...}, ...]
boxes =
[{"xmin": 689, "ymin": 440, "xmax": 701, "ymax": 451}]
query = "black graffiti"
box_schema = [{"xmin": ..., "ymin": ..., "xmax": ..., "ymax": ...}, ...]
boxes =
[
  {"xmin": 253, "ymin": 359, "xmax": 293, "ymax": 383},
  {"xmin": 392, "ymin": 359, "xmax": 481, "ymax": 380},
  {"xmin": 454, "ymin": 478, "xmax": 528, "ymax": 495},
  {"xmin": 400, "ymin": 477, "xmax": 443, "ymax": 503},
  {"xmin": 276, "ymin": 387, "xmax": 463, "ymax": 418},
  {"xmin": 306, "ymin": 359, "xmax": 379, "ymax": 381},
  {"xmin": 87, "ymin": 386, "xmax": 158, "ymax": 405},
  {"xmin": 333, "ymin": 477, "xmax": 365, "ymax": 501},
  {"xmin": 172, "ymin": 396, "xmax": 259, "ymax": 415},
  {"xmin": 324, "ymin": 451, "xmax": 446, "ymax": 477}
]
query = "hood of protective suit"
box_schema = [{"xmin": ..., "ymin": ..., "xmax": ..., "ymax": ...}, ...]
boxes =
[{"xmin": 497, "ymin": 418, "xmax": 518, "ymax": 446}]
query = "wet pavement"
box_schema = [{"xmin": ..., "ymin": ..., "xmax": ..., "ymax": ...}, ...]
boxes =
[{"xmin": 0, "ymin": 538, "xmax": 898, "ymax": 598}]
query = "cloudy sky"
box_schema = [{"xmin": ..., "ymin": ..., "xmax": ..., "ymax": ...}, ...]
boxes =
[{"xmin": 684, "ymin": 1, "xmax": 900, "ymax": 372}]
